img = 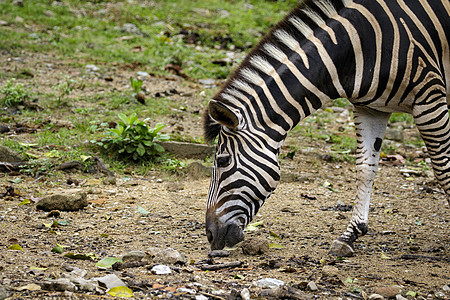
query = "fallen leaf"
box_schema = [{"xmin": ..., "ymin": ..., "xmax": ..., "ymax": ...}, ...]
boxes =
[
  {"xmin": 138, "ymin": 205, "xmax": 150, "ymax": 215},
  {"xmin": 108, "ymin": 286, "xmax": 133, "ymax": 297},
  {"xmin": 268, "ymin": 231, "xmax": 281, "ymax": 240},
  {"xmin": 18, "ymin": 199, "xmax": 31, "ymax": 206},
  {"xmin": 268, "ymin": 243, "xmax": 285, "ymax": 249},
  {"xmin": 96, "ymin": 257, "xmax": 123, "ymax": 268},
  {"xmin": 8, "ymin": 244, "xmax": 23, "ymax": 251},
  {"xmin": 245, "ymin": 221, "xmax": 263, "ymax": 232}
]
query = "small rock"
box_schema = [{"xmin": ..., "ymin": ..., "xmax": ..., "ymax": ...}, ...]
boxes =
[
  {"xmin": 102, "ymin": 176, "xmax": 116, "ymax": 185},
  {"xmin": 435, "ymin": 291, "xmax": 446, "ymax": 299},
  {"xmin": 44, "ymin": 10, "xmax": 55, "ymax": 17},
  {"xmin": 136, "ymin": 71, "xmax": 149, "ymax": 77},
  {"xmin": 0, "ymin": 20, "xmax": 8, "ymax": 26},
  {"xmin": 13, "ymin": 0, "xmax": 24, "ymax": 6},
  {"xmin": 322, "ymin": 265, "xmax": 339, "ymax": 277},
  {"xmin": 93, "ymin": 274, "xmax": 127, "ymax": 290},
  {"xmin": 119, "ymin": 23, "xmax": 142, "ymax": 35},
  {"xmin": 396, "ymin": 295, "xmax": 408, "ymax": 300},
  {"xmin": 152, "ymin": 248, "xmax": 186, "ymax": 265},
  {"xmin": 195, "ymin": 296, "xmax": 208, "ymax": 300},
  {"xmin": 254, "ymin": 278, "xmax": 285, "ymax": 289},
  {"xmin": 241, "ymin": 238, "xmax": 269, "ymax": 255},
  {"xmin": 36, "ymin": 193, "xmax": 88, "ymax": 211},
  {"xmin": 0, "ymin": 145, "xmax": 24, "ymax": 163},
  {"xmin": 15, "ymin": 16, "xmax": 24, "ymax": 23},
  {"xmin": 307, "ymin": 281, "xmax": 318, "ymax": 291},
  {"xmin": 177, "ymin": 287, "xmax": 196, "ymax": 294},
  {"xmin": 122, "ymin": 250, "xmax": 146, "ymax": 262},
  {"xmin": 0, "ymin": 284, "xmax": 10, "ymax": 300},
  {"xmin": 241, "ymin": 288, "xmax": 250, "ymax": 300},
  {"xmin": 85, "ymin": 64, "xmax": 100, "ymax": 72},
  {"xmin": 368, "ymin": 294, "xmax": 384, "ymax": 300},
  {"xmin": 443, "ymin": 285, "xmax": 450, "ymax": 292},
  {"xmin": 41, "ymin": 278, "xmax": 76, "ymax": 292},
  {"xmin": 151, "ymin": 265, "xmax": 172, "ymax": 275},
  {"xmin": 375, "ymin": 286, "xmax": 402, "ymax": 299}
]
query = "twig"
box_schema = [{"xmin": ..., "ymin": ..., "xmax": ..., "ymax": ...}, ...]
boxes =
[
  {"xmin": 201, "ymin": 261, "xmax": 242, "ymax": 271},
  {"xmin": 198, "ymin": 291, "xmax": 226, "ymax": 300}
]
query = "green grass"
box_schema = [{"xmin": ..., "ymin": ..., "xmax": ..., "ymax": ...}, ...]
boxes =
[
  {"xmin": 0, "ymin": 0, "xmax": 296, "ymax": 79},
  {"xmin": 0, "ymin": 0, "xmax": 298, "ymax": 175}
]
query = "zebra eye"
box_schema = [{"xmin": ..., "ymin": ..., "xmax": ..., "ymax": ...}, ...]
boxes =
[{"xmin": 217, "ymin": 155, "xmax": 231, "ymax": 168}]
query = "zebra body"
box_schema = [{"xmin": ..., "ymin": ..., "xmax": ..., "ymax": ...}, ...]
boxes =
[{"xmin": 204, "ymin": 0, "xmax": 450, "ymax": 256}]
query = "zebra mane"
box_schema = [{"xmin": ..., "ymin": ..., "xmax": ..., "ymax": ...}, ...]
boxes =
[{"xmin": 204, "ymin": 0, "xmax": 350, "ymax": 143}]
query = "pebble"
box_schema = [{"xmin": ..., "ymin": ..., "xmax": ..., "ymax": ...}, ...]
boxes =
[
  {"xmin": 150, "ymin": 247, "xmax": 186, "ymax": 265},
  {"xmin": 254, "ymin": 278, "xmax": 285, "ymax": 289},
  {"xmin": 396, "ymin": 295, "xmax": 408, "ymax": 300},
  {"xmin": 36, "ymin": 193, "xmax": 88, "ymax": 211},
  {"xmin": 41, "ymin": 278, "xmax": 76, "ymax": 292},
  {"xmin": 375, "ymin": 286, "xmax": 402, "ymax": 299},
  {"xmin": 93, "ymin": 274, "xmax": 127, "ymax": 290},
  {"xmin": 0, "ymin": 284, "xmax": 10, "ymax": 300},
  {"xmin": 85, "ymin": 64, "xmax": 100, "ymax": 72},
  {"xmin": 241, "ymin": 288, "xmax": 250, "ymax": 300},
  {"xmin": 195, "ymin": 296, "xmax": 208, "ymax": 300},
  {"xmin": 443, "ymin": 285, "xmax": 450, "ymax": 292},
  {"xmin": 307, "ymin": 281, "xmax": 318, "ymax": 291},
  {"xmin": 177, "ymin": 287, "xmax": 196, "ymax": 294},
  {"xmin": 241, "ymin": 238, "xmax": 269, "ymax": 255},
  {"xmin": 322, "ymin": 265, "xmax": 340, "ymax": 277},
  {"xmin": 117, "ymin": 23, "xmax": 142, "ymax": 35},
  {"xmin": 151, "ymin": 264, "xmax": 172, "ymax": 275},
  {"xmin": 136, "ymin": 71, "xmax": 149, "ymax": 77},
  {"xmin": 368, "ymin": 294, "xmax": 384, "ymax": 300},
  {"xmin": 122, "ymin": 250, "xmax": 146, "ymax": 262},
  {"xmin": 435, "ymin": 291, "xmax": 446, "ymax": 299}
]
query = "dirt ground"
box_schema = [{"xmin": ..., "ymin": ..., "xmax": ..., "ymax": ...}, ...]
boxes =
[{"xmin": 0, "ymin": 50, "xmax": 449, "ymax": 299}]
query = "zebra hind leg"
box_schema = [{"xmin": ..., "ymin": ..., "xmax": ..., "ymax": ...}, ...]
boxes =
[
  {"xmin": 329, "ymin": 108, "xmax": 391, "ymax": 257},
  {"xmin": 413, "ymin": 98, "xmax": 450, "ymax": 201}
]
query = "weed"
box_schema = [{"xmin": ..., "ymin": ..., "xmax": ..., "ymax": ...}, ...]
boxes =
[
  {"xmin": 96, "ymin": 113, "xmax": 170, "ymax": 161},
  {"xmin": 0, "ymin": 78, "xmax": 33, "ymax": 107},
  {"xmin": 130, "ymin": 76, "xmax": 143, "ymax": 95},
  {"xmin": 53, "ymin": 77, "xmax": 76, "ymax": 106}
]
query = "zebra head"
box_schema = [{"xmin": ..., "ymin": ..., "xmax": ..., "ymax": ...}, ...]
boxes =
[{"xmin": 204, "ymin": 100, "xmax": 281, "ymax": 250}]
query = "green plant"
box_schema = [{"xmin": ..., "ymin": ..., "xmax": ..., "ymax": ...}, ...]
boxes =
[
  {"xmin": 53, "ymin": 77, "xmax": 75, "ymax": 106},
  {"xmin": 97, "ymin": 113, "xmax": 170, "ymax": 161},
  {"xmin": 0, "ymin": 78, "xmax": 33, "ymax": 107},
  {"xmin": 129, "ymin": 76, "xmax": 143, "ymax": 96}
]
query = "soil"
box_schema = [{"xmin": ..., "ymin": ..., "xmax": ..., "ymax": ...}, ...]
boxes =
[{"xmin": 0, "ymin": 50, "xmax": 449, "ymax": 299}]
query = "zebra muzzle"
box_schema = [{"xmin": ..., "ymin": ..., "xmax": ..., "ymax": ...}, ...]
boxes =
[{"xmin": 206, "ymin": 217, "xmax": 245, "ymax": 250}]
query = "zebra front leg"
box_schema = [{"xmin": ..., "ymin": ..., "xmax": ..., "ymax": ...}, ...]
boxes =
[{"xmin": 329, "ymin": 108, "xmax": 391, "ymax": 256}]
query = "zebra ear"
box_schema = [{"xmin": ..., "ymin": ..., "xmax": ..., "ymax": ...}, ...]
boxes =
[{"xmin": 208, "ymin": 100, "xmax": 242, "ymax": 130}]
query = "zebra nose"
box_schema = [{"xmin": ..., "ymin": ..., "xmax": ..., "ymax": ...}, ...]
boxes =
[{"xmin": 206, "ymin": 220, "xmax": 245, "ymax": 250}]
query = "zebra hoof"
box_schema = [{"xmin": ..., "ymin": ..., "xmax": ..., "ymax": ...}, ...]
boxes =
[{"xmin": 329, "ymin": 239, "xmax": 354, "ymax": 257}]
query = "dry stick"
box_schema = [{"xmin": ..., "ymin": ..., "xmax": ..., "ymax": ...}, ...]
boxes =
[
  {"xmin": 200, "ymin": 261, "xmax": 242, "ymax": 271},
  {"xmin": 198, "ymin": 291, "xmax": 227, "ymax": 300}
]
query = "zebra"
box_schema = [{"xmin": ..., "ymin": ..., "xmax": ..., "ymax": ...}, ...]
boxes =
[{"xmin": 203, "ymin": 0, "xmax": 450, "ymax": 256}]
